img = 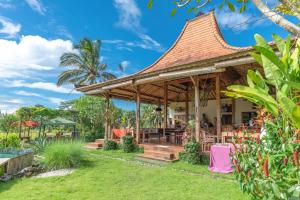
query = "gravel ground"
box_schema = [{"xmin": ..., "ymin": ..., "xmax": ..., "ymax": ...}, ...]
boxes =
[{"xmin": 34, "ymin": 169, "xmax": 75, "ymax": 178}]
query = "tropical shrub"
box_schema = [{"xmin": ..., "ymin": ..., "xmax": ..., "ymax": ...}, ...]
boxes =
[
  {"xmin": 121, "ymin": 135, "xmax": 135, "ymax": 153},
  {"xmin": 0, "ymin": 133, "xmax": 21, "ymax": 148},
  {"xmin": 103, "ymin": 140, "xmax": 118, "ymax": 151},
  {"xmin": 179, "ymin": 137, "xmax": 201, "ymax": 165},
  {"xmin": 30, "ymin": 137, "xmax": 49, "ymax": 153},
  {"xmin": 43, "ymin": 142, "xmax": 84, "ymax": 169},
  {"xmin": 0, "ymin": 114, "xmax": 17, "ymax": 134},
  {"xmin": 225, "ymin": 34, "xmax": 300, "ymax": 199}
]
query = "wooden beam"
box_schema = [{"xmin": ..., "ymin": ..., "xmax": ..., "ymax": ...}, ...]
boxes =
[
  {"xmin": 109, "ymin": 93, "xmax": 154, "ymax": 104},
  {"xmin": 113, "ymin": 88, "xmax": 174, "ymax": 102},
  {"xmin": 164, "ymin": 82, "xmax": 168, "ymax": 132},
  {"xmin": 135, "ymin": 86, "xmax": 141, "ymax": 144},
  {"xmin": 216, "ymin": 73, "xmax": 221, "ymax": 141},
  {"xmin": 191, "ymin": 76, "xmax": 201, "ymax": 142},
  {"xmin": 168, "ymin": 84, "xmax": 187, "ymax": 92},
  {"xmin": 150, "ymin": 84, "xmax": 182, "ymax": 94}
]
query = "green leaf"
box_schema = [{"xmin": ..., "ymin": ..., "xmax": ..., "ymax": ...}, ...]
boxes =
[
  {"xmin": 253, "ymin": 45, "xmax": 287, "ymax": 76},
  {"xmin": 147, "ymin": 0, "xmax": 153, "ymax": 8},
  {"xmin": 247, "ymin": 70, "xmax": 269, "ymax": 92},
  {"xmin": 171, "ymin": 8, "xmax": 177, "ymax": 16},
  {"xmin": 290, "ymin": 44, "xmax": 300, "ymax": 74},
  {"xmin": 227, "ymin": 2, "xmax": 235, "ymax": 12},
  {"xmin": 239, "ymin": 5, "xmax": 246, "ymax": 13},
  {"xmin": 282, "ymin": 80, "xmax": 300, "ymax": 90},
  {"xmin": 226, "ymin": 85, "xmax": 278, "ymax": 116},
  {"xmin": 218, "ymin": 2, "xmax": 225, "ymax": 10},
  {"xmin": 272, "ymin": 34, "xmax": 285, "ymax": 55},
  {"xmin": 271, "ymin": 183, "xmax": 281, "ymax": 199},
  {"xmin": 278, "ymin": 91, "xmax": 300, "ymax": 128},
  {"xmin": 250, "ymin": 52, "xmax": 263, "ymax": 66},
  {"xmin": 292, "ymin": 106, "xmax": 300, "ymax": 128}
]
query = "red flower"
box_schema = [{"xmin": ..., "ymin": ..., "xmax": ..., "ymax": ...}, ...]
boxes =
[
  {"xmin": 284, "ymin": 157, "xmax": 288, "ymax": 166},
  {"xmin": 233, "ymin": 159, "xmax": 241, "ymax": 173},
  {"xmin": 258, "ymin": 150, "xmax": 262, "ymax": 162},
  {"xmin": 256, "ymin": 137, "xmax": 261, "ymax": 144},
  {"xmin": 293, "ymin": 150, "xmax": 299, "ymax": 167},
  {"xmin": 247, "ymin": 170, "xmax": 252, "ymax": 177},
  {"xmin": 263, "ymin": 158, "xmax": 269, "ymax": 177}
]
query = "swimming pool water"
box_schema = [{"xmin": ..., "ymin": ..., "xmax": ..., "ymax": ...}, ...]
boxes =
[{"xmin": 0, "ymin": 153, "xmax": 17, "ymax": 158}]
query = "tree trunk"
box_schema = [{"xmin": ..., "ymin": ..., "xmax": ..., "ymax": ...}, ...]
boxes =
[
  {"xmin": 27, "ymin": 127, "xmax": 30, "ymax": 138},
  {"xmin": 252, "ymin": 0, "xmax": 300, "ymax": 35},
  {"xmin": 19, "ymin": 118, "xmax": 22, "ymax": 138},
  {"xmin": 38, "ymin": 118, "xmax": 42, "ymax": 138}
]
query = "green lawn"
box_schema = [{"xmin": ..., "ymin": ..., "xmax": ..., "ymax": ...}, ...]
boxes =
[{"xmin": 0, "ymin": 150, "xmax": 249, "ymax": 200}]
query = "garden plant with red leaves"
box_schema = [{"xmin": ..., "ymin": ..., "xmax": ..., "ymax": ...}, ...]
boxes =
[{"xmin": 226, "ymin": 34, "xmax": 300, "ymax": 199}]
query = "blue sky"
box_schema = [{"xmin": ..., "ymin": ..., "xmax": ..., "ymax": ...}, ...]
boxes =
[{"xmin": 0, "ymin": 0, "xmax": 295, "ymax": 113}]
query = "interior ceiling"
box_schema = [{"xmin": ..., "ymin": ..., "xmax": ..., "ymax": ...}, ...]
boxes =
[{"xmin": 104, "ymin": 63, "xmax": 263, "ymax": 104}]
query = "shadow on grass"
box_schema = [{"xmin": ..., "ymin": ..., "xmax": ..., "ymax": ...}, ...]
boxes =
[
  {"xmin": 0, "ymin": 176, "xmax": 22, "ymax": 193},
  {"xmin": 80, "ymin": 158, "xmax": 95, "ymax": 168}
]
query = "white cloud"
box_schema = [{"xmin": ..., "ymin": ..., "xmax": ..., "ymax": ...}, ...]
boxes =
[
  {"xmin": 14, "ymin": 90, "xmax": 41, "ymax": 97},
  {"xmin": 103, "ymin": 36, "xmax": 165, "ymax": 52},
  {"xmin": 0, "ymin": 35, "xmax": 73, "ymax": 78},
  {"xmin": 14, "ymin": 90, "xmax": 68, "ymax": 106},
  {"xmin": 0, "ymin": 95, "xmax": 24, "ymax": 113},
  {"xmin": 0, "ymin": 1, "xmax": 14, "ymax": 9},
  {"xmin": 216, "ymin": 9, "xmax": 271, "ymax": 31},
  {"xmin": 25, "ymin": 0, "xmax": 46, "ymax": 15},
  {"xmin": 2, "ymin": 98, "xmax": 24, "ymax": 105},
  {"xmin": 112, "ymin": 0, "xmax": 164, "ymax": 52},
  {"xmin": 0, "ymin": 106, "xmax": 17, "ymax": 114},
  {"xmin": 121, "ymin": 60, "xmax": 130, "ymax": 69},
  {"xmin": 216, "ymin": 11, "xmax": 251, "ymax": 31},
  {"xmin": 0, "ymin": 16, "xmax": 21, "ymax": 38},
  {"xmin": 113, "ymin": 0, "xmax": 142, "ymax": 32},
  {"xmin": 48, "ymin": 97, "xmax": 64, "ymax": 105},
  {"xmin": 4, "ymin": 80, "xmax": 78, "ymax": 94}
]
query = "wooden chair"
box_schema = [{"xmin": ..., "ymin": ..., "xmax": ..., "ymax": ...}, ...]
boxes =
[{"xmin": 200, "ymin": 130, "xmax": 216, "ymax": 152}]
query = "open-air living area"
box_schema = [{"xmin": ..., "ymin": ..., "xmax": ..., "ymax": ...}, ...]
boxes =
[
  {"xmin": 80, "ymin": 12, "xmax": 263, "ymax": 160},
  {"xmin": 0, "ymin": 1, "xmax": 299, "ymax": 200}
]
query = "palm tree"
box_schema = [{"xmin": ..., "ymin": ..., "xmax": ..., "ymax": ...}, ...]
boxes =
[{"xmin": 57, "ymin": 38, "xmax": 123, "ymax": 86}]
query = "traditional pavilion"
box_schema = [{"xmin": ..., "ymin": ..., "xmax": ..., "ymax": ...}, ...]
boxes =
[{"xmin": 77, "ymin": 12, "xmax": 261, "ymax": 149}]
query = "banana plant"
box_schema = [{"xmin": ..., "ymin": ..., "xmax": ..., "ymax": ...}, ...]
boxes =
[{"xmin": 224, "ymin": 34, "xmax": 300, "ymax": 129}]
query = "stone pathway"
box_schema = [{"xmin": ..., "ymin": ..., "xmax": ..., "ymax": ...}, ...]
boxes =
[
  {"xmin": 0, "ymin": 158, "xmax": 10, "ymax": 166},
  {"xmin": 34, "ymin": 169, "xmax": 75, "ymax": 178}
]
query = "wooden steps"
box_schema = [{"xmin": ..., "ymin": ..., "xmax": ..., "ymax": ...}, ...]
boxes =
[
  {"xmin": 137, "ymin": 144, "xmax": 183, "ymax": 163},
  {"xmin": 85, "ymin": 139, "xmax": 104, "ymax": 150}
]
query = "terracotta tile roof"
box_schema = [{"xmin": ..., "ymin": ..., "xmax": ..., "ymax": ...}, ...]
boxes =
[{"xmin": 139, "ymin": 11, "xmax": 250, "ymax": 74}]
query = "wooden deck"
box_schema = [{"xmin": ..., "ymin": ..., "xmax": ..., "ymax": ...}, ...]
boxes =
[{"xmin": 137, "ymin": 143, "xmax": 184, "ymax": 163}]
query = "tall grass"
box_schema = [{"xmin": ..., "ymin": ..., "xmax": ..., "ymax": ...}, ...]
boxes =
[{"xmin": 43, "ymin": 141, "xmax": 84, "ymax": 170}]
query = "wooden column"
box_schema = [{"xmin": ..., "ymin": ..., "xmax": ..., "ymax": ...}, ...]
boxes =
[
  {"xmin": 191, "ymin": 76, "xmax": 200, "ymax": 142},
  {"xmin": 135, "ymin": 86, "xmax": 141, "ymax": 144},
  {"xmin": 185, "ymin": 87, "xmax": 189, "ymax": 125},
  {"xmin": 163, "ymin": 82, "xmax": 168, "ymax": 137},
  {"xmin": 104, "ymin": 95, "xmax": 110, "ymax": 140},
  {"xmin": 216, "ymin": 73, "xmax": 221, "ymax": 141}
]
